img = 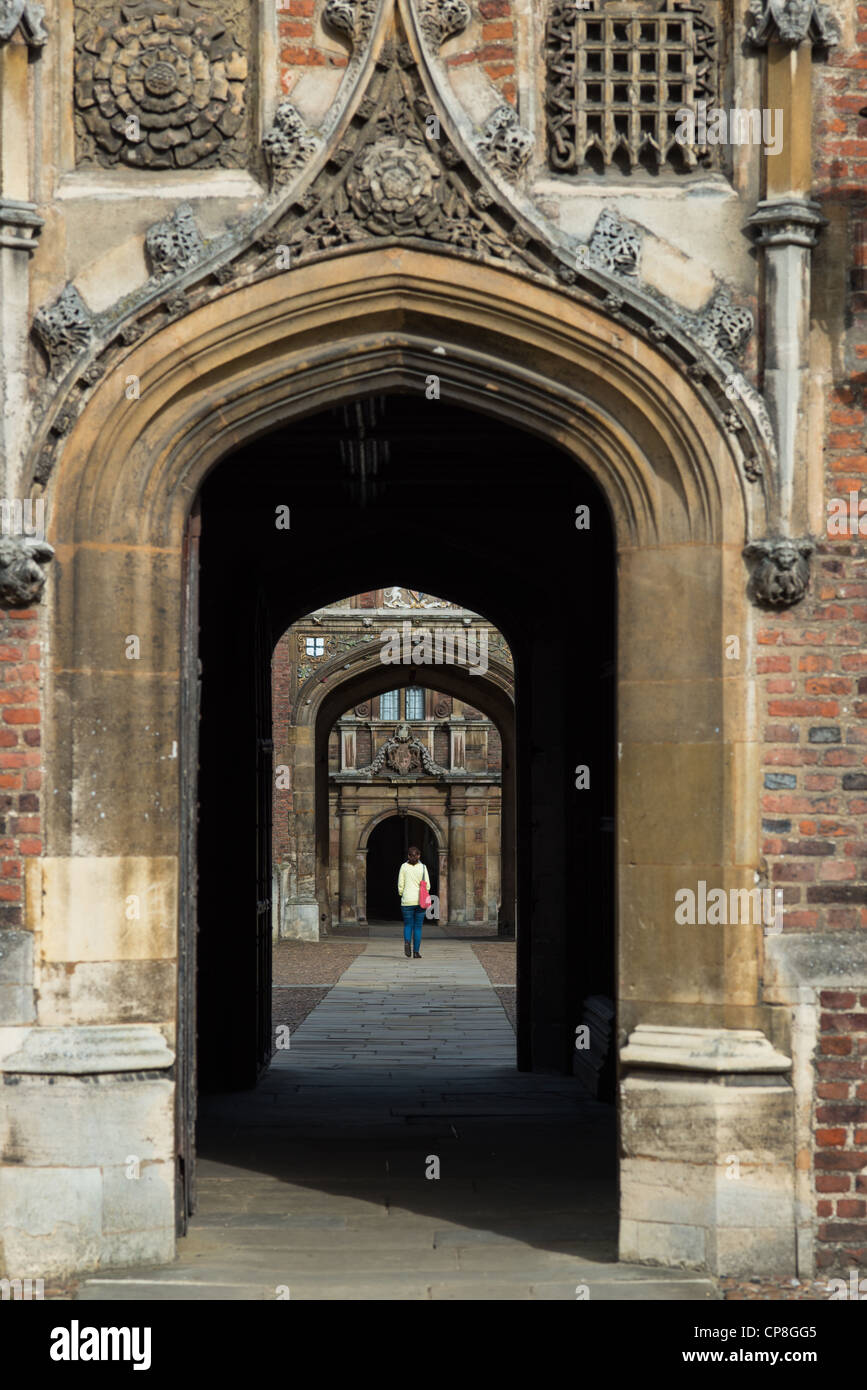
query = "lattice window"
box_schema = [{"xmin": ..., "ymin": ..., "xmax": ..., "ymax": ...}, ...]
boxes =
[
  {"xmin": 405, "ymin": 688, "xmax": 425, "ymax": 721},
  {"xmin": 546, "ymin": 0, "xmax": 719, "ymax": 175}
]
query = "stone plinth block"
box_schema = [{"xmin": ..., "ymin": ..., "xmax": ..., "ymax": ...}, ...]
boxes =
[
  {"xmin": 0, "ymin": 929, "xmax": 35, "ymax": 1024},
  {"xmin": 619, "ymin": 1025, "xmax": 796, "ymax": 1277},
  {"xmin": 0, "ymin": 1070, "xmax": 175, "ymax": 1279}
]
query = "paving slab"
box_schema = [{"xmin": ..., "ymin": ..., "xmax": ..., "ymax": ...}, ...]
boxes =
[{"xmin": 77, "ymin": 931, "xmax": 717, "ymax": 1302}]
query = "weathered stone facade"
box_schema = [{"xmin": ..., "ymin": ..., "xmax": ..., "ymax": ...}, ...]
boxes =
[{"xmin": 0, "ymin": 0, "xmax": 865, "ymax": 1288}]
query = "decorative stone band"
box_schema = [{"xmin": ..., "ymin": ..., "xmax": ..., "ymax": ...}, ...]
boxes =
[
  {"xmin": 746, "ymin": 0, "xmax": 839, "ymax": 49},
  {"xmin": 620, "ymin": 1024, "xmax": 792, "ymax": 1074},
  {"xmin": 0, "ymin": 0, "xmax": 47, "ymax": 48},
  {"xmin": 0, "ymin": 1023, "xmax": 175, "ymax": 1074},
  {"xmin": 746, "ymin": 198, "xmax": 827, "ymax": 251},
  {"xmin": 743, "ymin": 536, "xmax": 813, "ymax": 608},
  {"xmin": 0, "ymin": 197, "xmax": 44, "ymax": 255}
]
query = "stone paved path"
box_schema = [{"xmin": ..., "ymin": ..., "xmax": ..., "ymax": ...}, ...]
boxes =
[{"xmin": 75, "ymin": 929, "xmax": 719, "ymax": 1301}]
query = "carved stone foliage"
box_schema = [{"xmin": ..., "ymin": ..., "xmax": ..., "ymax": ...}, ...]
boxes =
[
  {"xmin": 0, "ymin": 0, "xmax": 47, "ymax": 47},
  {"xmin": 74, "ymin": 1, "xmax": 250, "ymax": 170},
  {"xmin": 746, "ymin": 0, "xmax": 839, "ymax": 48},
  {"xmin": 744, "ymin": 538, "xmax": 813, "ymax": 608},
  {"xmin": 356, "ymin": 722, "xmax": 448, "ymax": 776},
  {"xmin": 0, "ymin": 537, "xmax": 54, "ymax": 607},
  {"xmin": 587, "ymin": 208, "xmax": 641, "ymax": 276},
  {"xmin": 546, "ymin": 0, "xmax": 719, "ymax": 175},
  {"xmin": 262, "ymin": 101, "xmax": 318, "ymax": 187},
  {"xmin": 476, "ymin": 105, "xmax": 534, "ymax": 180},
  {"xmin": 324, "ymin": 0, "xmax": 378, "ymax": 46},
  {"xmin": 261, "ymin": 56, "xmax": 544, "ymax": 272},
  {"xmin": 33, "ymin": 285, "xmax": 94, "ymax": 377},
  {"xmin": 695, "ymin": 290, "xmax": 754, "ymax": 362},
  {"xmin": 417, "ymin": 0, "xmax": 470, "ymax": 47},
  {"xmin": 145, "ymin": 203, "xmax": 204, "ymax": 277}
]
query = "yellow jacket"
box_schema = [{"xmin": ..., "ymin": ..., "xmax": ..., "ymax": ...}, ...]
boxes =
[{"xmin": 398, "ymin": 861, "xmax": 430, "ymax": 906}]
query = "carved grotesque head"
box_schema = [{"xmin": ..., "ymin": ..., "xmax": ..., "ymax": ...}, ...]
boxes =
[{"xmin": 744, "ymin": 538, "xmax": 813, "ymax": 607}]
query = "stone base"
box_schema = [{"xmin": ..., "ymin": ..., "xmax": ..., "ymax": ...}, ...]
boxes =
[
  {"xmin": 281, "ymin": 899, "xmax": 319, "ymax": 941},
  {"xmin": 619, "ymin": 1026, "xmax": 796, "ymax": 1277}
]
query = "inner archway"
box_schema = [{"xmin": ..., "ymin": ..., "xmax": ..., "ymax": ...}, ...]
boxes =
[{"xmin": 365, "ymin": 814, "xmax": 438, "ymax": 922}]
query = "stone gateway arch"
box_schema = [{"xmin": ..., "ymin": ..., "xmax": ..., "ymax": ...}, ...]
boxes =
[{"xmin": 0, "ymin": 0, "xmax": 863, "ymax": 1290}]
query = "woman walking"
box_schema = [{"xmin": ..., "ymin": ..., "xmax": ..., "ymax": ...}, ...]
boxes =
[{"xmin": 398, "ymin": 845, "xmax": 430, "ymax": 959}]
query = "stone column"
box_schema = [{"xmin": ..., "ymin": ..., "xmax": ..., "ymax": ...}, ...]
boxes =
[
  {"xmin": 284, "ymin": 724, "xmax": 318, "ymax": 939},
  {"xmin": 745, "ymin": 1, "xmax": 838, "ymax": 546},
  {"xmin": 449, "ymin": 716, "xmax": 466, "ymax": 771},
  {"xmin": 338, "ymin": 795, "xmax": 359, "ymax": 924},
  {"xmin": 0, "ymin": 24, "xmax": 45, "ymax": 493},
  {"xmin": 447, "ymin": 793, "xmax": 468, "ymax": 923},
  {"xmin": 437, "ymin": 846, "xmax": 448, "ymax": 923},
  {"xmin": 340, "ymin": 718, "xmax": 357, "ymax": 770}
]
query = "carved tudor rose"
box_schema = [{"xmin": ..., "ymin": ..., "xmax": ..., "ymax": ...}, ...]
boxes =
[
  {"xmin": 74, "ymin": 1, "xmax": 249, "ymax": 170},
  {"xmin": 347, "ymin": 136, "xmax": 441, "ymax": 235}
]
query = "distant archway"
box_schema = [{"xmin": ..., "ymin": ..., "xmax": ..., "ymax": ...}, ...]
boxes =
[{"xmin": 364, "ymin": 812, "xmax": 442, "ymax": 922}]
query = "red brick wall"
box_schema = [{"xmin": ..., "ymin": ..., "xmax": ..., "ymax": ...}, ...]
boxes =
[
  {"xmin": 278, "ymin": 0, "xmax": 347, "ymax": 95},
  {"xmin": 445, "ymin": 0, "xmax": 517, "ymax": 107},
  {"xmin": 759, "ymin": 21, "xmax": 867, "ymax": 1271},
  {"xmin": 0, "ymin": 608, "xmax": 41, "ymax": 930},
  {"xmin": 815, "ymin": 990, "xmax": 867, "ymax": 1270}
]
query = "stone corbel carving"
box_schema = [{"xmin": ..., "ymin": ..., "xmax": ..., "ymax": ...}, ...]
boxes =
[
  {"xmin": 32, "ymin": 284, "xmax": 93, "ymax": 375},
  {"xmin": 145, "ymin": 204, "xmax": 204, "ymax": 278},
  {"xmin": 587, "ymin": 208, "xmax": 641, "ymax": 277},
  {"xmin": 0, "ymin": 536, "xmax": 54, "ymax": 607},
  {"xmin": 695, "ymin": 289, "xmax": 754, "ymax": 362},
  {"xmin": 743, "ymin": 537, "xmax": 813, "ymax": 608},
  {"xmin": 262, "ymin": 101, "xmax": 318, "ymax": 187},
  {"xmin": 477, "ymin": 105, "xmax": 534, "ymax": 180},
  {"xmin": 0, "ymin": 0, "xmax": 47, "ymax": 47},
  {"xmin": 746, "ymin": 0, "xmax": 839, "ymax": 49},
  {"xmin": 417, "ymin": 0, "xmax": 470, "ymax": 47}
]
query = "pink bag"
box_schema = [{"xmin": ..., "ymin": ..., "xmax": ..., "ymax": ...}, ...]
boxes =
[{"xmin": 418, "ymin": 870, "xmax": 431, "ymax": 910}]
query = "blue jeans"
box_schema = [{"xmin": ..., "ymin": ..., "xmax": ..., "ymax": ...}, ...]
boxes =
[{"xmin": 401, "ymin": 904, "xmax": 425, "ymax": 953}]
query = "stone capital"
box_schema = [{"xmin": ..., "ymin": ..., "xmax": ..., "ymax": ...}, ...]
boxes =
[
  {"xmin": 746, "ymin": 0, "xmax": 839, "ymax": 50},
  {"xmin": 746, "ymin": 198, "xmax": 827, "ymax": 250},
  {"xmin": 0, "ymin": 197, "xmax": 43, "ymax": 255}
]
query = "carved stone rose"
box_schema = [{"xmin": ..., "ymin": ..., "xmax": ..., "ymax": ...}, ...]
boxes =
[
  {"xmin": 347, "ymin": 136, "xmax": 441, "ymax": 236},
  {"xmin": 75, "ymin": 2, "xmax": 248, "ymax": 169}
]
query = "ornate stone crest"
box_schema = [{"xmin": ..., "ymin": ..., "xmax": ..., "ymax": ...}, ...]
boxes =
[
  {"xmin": 74, "ymin": 0, "xmax": 249, "ymax": 169},
  {"xmin": 746, "ymin": 0, "xmax": 839, "ymax": 48},
  {"xmin": 357, "ymin": 722, "xmax": 447, "ymax": 776}
]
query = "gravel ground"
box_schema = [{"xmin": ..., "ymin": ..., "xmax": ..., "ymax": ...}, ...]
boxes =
[
  {"xmin": 272, "ymin": 939, "xmax": 366, "ymax": 986},
  {"xmin": 271, "ymin": 941, "xmax": 367, "ymax": 1055},
  {"xmin": 471, "ymin": 942, "xmax": 516, "ymax": 1033},
  {"xmin": 719, "ymin": 1276, "xmax": 849, "ymax": 1300}
]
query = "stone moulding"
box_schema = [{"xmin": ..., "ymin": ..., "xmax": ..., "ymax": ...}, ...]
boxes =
[
  {"xmin": 743, "ymin": 536, "xmax": 813, "ymax": 608},
  {"xmin": 621, "ymin": 1024, "xmax": 792, "ymax": 1073},
  {"xmin": 746, "ymin": 0, "xmax": 839, "ymax": 49},
  {"xmin": 0, "ymin": 197, "xmax": 44, "ymax": 255},
  {"xmin": 0, "ymin": 1023, "xmax": 175, "ymax": 1074},
  {"xmin": 27, "ymin": 7, "xmax": 776, "ymax": 512},
  {"xmin": 0, "ymin": 0, "xmax": 47, "ymax": 47},
  {"xmin": 0, "ymin": 536, "xmax": 54, "ymax": 607},
  {"xmin": 145, "ymin": 204, "xmax": 205, "ymax": 279}
]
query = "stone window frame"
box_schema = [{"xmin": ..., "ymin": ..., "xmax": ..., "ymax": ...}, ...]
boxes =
[{"xmin": 539, "ymin": 0, "xmax": 739, "ymax": 187}]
